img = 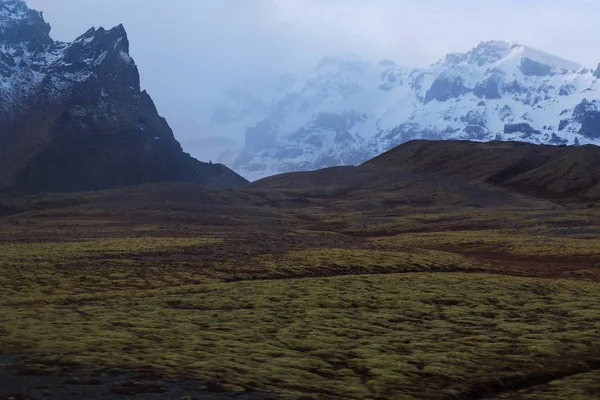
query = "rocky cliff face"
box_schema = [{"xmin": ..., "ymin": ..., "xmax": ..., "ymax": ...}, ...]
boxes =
[
  {"xmin": 0, "ymin": 0, "xmax": 247, "ymax": 193},
  {"xmin": 210, "ymin": 41, "xmax": 600, "ymax": 181}
]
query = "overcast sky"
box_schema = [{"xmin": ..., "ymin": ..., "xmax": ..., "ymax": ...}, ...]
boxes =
[{"xmin": 27, "ymin": 0, "xmax": 600, "ymax": 161}]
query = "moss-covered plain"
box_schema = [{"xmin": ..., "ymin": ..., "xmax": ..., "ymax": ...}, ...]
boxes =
[
  {"xmin": 2, "ymin": 273, "xmax": 600, "ymax": 399},
  {"xmin": 1, "ymin": 187, "xmax": 600, "ymax": 399}
]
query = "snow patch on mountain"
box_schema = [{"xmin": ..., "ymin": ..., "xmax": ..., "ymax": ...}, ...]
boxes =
[
  {"xmin": 0, "ymin": 13, "xmax": 135, "ymax": 118},
  {"xmin": 0, "ymin": 0, "xmax": 29, "ymax": 26},
  {"xmin": 210, "ymin": 41, "xmax": 600, "ymax": 181}
]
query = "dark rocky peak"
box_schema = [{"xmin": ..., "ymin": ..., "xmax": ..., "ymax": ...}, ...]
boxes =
[
  {"xmin": 468, "ymin": 41, "xmax": 517, "ymax": 65},
  {"xmin": 443, "ymin": 41, "xmax": 519, "ymax": 67},
  {"xmin": 66, "ymin": 24, "xmax": 131, "ymax": 65},
  {"xmin": 439, "ymin": 41, "xmax": 582, "ymax": 76},
  {"xmin": 59, "ymin": 23, "xmax": 139, "ymax": 95},
  {"xmin": 0, "ymin": 0, "xmax": 52, "ymax": 47},
  {"xmin": 474, "ymin": 75, "xmax": 501, "ymax": 100},
  {"xmin": 503, "ymin": 122, "xmax": 541, "ymax": 137},
  {"xmin": 443, "ymin": 52, "xmax": 468, "ymax": 65},
  {"xmin": 594, "ymin": 63, "xmax": 600, "ymax": 79},
  {"xmin": 519, "ymin": 57, "xmax": 552, "ymax": 76},
  {"xmin": 0, "ymin": 1, "xmax": 248, "ymax": 193},
  {"xmin": 572, "ymin": 99, "xmax": 600, "ymax": 139},
  {"xmin": 74, "ymin": 24, "xmax": 129, "ymax": 54},
  {"xmin": 424, "ymin": 70, "xmax": 471, "ymax": 104}
]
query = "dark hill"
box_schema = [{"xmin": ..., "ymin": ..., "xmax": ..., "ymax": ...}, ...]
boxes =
[
  {"xmin": 248, "ymin": 165, "xmax": 546, "ymax": 209},
  {"xmin": 364, "ymin": 140, "xmax": 600, "ymax": 203}
]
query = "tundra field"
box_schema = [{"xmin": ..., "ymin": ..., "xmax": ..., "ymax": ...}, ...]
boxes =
[{"xmin": 1, "ymin": 170, "xmax": 600, "ymax": 400}]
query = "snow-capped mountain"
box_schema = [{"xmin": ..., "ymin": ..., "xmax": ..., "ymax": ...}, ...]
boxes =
[
  {"xmin": 211, "ymin": 41, "xmax": 600, "ymax": 181},
  {"xmin": 0, "ymin": 0, "xmax": 245, "ymax": 193}
]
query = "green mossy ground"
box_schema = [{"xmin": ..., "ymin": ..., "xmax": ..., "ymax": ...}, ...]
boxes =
[
  {"xmin": 3, "ymin": 271, "xmax": 600, "ymax": 399},
  {"xmin": 1, "ymin": 191, "xmax": 600, "ymax": 399}
]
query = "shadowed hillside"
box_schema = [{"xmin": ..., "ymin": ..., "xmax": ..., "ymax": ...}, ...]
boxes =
[
  {"xmin": 248, "ymin": 165, "xmax": 549, "ymax": 209},
  {"xmin": 364, "ymin": 140, "xmax": 600, "ymax": 203}
]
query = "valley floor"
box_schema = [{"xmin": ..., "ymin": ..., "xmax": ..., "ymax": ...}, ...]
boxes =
[{"xmin": 1, "ymin": 184, "xmax": 599, "ymax": 399}]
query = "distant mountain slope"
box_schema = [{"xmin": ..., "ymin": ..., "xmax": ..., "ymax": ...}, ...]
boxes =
[
  {"xmin": 0, "ymin": 0, "xmax": 247, "ymax": 194},
  {"xmin": 210, "ymin": 41, "xmax": 600, "ymax": 181},
  {"xmin": 365, "ymin": 140, "xmax": 600, "ymax": 203}
]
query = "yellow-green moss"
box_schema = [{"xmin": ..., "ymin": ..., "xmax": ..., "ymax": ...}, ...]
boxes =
[{"xmin": 2, "ymin": 273, "xmax": 600, "ymax": 399}]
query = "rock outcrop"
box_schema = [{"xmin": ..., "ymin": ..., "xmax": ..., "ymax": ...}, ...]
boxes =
[{"xmin": 0, "ymin": 0, "xmax": 247, "ymax": 193}]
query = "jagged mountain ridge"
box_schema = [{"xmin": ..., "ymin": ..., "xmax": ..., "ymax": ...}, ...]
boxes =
[
  {"xmin": 211, "ymin": 41, "xmax": 600, "ymax": 181},
  {"xmin": 0, "ymin": 0, "xmax": 247, "ymax": 193}
]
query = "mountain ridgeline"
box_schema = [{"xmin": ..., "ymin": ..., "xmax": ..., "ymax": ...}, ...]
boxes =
[
  {"xmin": 0, "ymin": 0, "xmax": 247, "ymax": 194},
  {"xmin": 211, "ymin": 41, "xmax": 600, "ymax": 181}
]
